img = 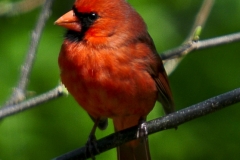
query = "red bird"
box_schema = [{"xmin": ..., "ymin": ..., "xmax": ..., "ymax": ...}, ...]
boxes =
[{"xmin": 55, "ymin": 0, "xmax": 174, "ymax": 159}]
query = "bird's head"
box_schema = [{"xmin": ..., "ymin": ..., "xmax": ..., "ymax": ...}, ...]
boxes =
[{"xmin": 55, "ymin": 0, "xmax": 146, "ymax": 45}]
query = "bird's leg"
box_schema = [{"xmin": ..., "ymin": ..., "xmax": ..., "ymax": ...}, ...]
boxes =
[
  {"xmin": 85, "ymin": 118, "xmax": 101, "ymax": 160},
  {"xmin": 136, "ymin": 118, "xmax": 148, "ymax": 140}
]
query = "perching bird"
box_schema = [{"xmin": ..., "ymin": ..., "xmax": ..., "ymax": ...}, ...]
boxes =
[{"xmin": 55, "ymin": 0, "xmax": 174, "ymax": 159}]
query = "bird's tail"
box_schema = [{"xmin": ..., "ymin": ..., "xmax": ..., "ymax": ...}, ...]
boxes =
[
  {"xmin": 114, "ymin": 116, "xmax": 151, "ymax": 160},
  {"xmin": 117, "ymin": 138, "xmax": 151, "ymax": 160}
]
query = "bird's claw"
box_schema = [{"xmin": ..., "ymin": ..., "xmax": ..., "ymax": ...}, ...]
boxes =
[
  {"xmin": 85, "ymin": 134, "xmax": 99, "ymax": 160},
  {"xmin": 136, "ymin": 120, "xmax": 148, "ymax": 139}
]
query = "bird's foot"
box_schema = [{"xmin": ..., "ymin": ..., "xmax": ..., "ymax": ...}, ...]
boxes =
[
  {"xmin": 136, "ymin": 119, "xmax": 148, "ymax": 140},
  {"xmin": 85, "ymin": 134, "xmax": 99, "ymax": 160}
]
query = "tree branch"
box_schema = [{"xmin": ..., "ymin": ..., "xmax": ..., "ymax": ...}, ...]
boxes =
[
  {"xmin": 53, "ymin": 87, "xmax": 240, "ymax": 160},
  {"xmin": 164, "ymin": 0, "xmax": 214, "ymax": 75},
  {"xmin": 3, "ymin": 0, "xmax": 54, "ymax": 106},
  {"xmin": 0, "ymin": 85, "xmax": 65, "ymax": 120},
  {"xmin": 185, "ymin": 0, "xmax": 215, "ymax": 42},
  {"xmin": 161, "ymin": 32, "xmax": 240, "ymax": 60}
]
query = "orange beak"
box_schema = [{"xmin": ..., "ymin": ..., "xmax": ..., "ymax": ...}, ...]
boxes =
[{"xmin": 55, "ymin": 10, "xmax": 81, "ymax": 32}]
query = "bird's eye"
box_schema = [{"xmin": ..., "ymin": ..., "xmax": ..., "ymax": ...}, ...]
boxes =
[{"xmin": 87, "ymin": 12, "xmax": 98, "ymax": 22}]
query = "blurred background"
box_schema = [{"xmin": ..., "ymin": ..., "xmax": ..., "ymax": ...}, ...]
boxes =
[{"xmin": 0, "ymin": 0, "xmax": 240, "ymax": 159}]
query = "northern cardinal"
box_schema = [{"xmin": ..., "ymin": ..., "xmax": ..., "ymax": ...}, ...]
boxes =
[{"xmin": 55, "ymin": 0, "xmax": 174, "ymax": 159}]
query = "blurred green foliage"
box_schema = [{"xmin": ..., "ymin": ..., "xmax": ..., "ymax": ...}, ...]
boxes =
[{"xmin": 1, "ymin": 0, "xmax": 240, "ymax": 159}]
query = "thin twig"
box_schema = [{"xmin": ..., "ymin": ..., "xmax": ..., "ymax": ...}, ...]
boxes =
[
  {"xmin": 161, "ymin": 32, "xmax": 240, "ymax": 60},
  {"xmin": 0, "ymin": 85, "xmax": 65, "ymax": 120},
  {"xmin": 185, "ymin": 0, "xmax": 215, "ymax": 42},
  {"xmin": 53, "ymin": 88, "xmax": 240, "ymax": 160},
  {"xmin": 164, "ymin": 0, "xmax": 214, "ymax": 75},
  {"xmin": 3, "ymin": 0, "xmax": 54, "ymax": 106}
]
